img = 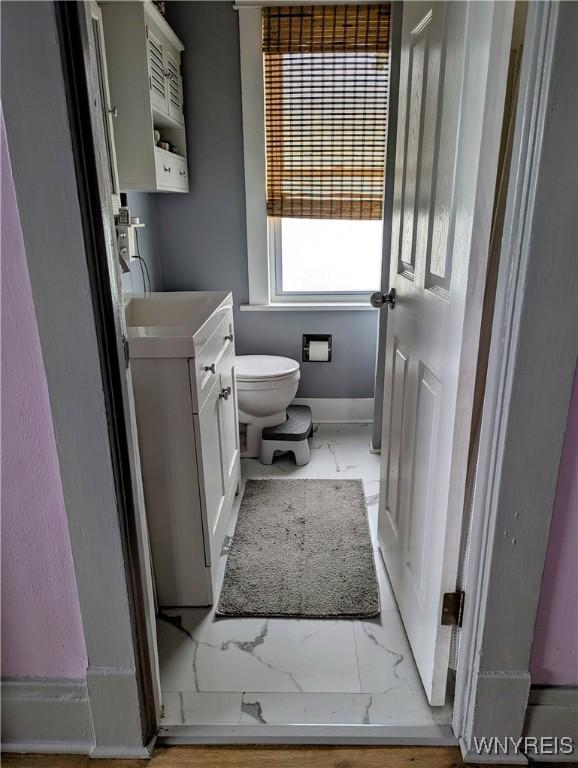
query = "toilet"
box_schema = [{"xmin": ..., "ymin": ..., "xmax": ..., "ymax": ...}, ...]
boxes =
[{"xmin": 235, "ymin": 355, "xmax": 300, "ymax": 458}]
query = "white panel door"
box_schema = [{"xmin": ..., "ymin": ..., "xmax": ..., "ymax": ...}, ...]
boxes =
[{"xmin": 377, "ymin": 1, "xmax": 513, "ymax": 705}]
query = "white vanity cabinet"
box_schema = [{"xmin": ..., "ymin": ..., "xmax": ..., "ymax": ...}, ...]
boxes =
[
  {"xmin": 126, "ymin": 292, "xmax": 240, "ymax": 606},
  {"xmin": 100, "ymin": 1, "xmax": 189, "ymax": 193}
]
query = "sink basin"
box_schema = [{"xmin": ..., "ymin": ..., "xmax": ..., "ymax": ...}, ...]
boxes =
[{"xmin": 125, "ymin": 291, "xmax": 233, "ymax": 358}]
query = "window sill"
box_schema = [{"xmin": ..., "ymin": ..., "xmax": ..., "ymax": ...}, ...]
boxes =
[{"xmin": 239, "ymin": 302, "xmax": 376, "ymax": 312}]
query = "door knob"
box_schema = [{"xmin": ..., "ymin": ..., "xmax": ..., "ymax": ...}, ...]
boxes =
[{"xmin": 370, "ymin": 288, "xmax": 396, "ymax": 309}]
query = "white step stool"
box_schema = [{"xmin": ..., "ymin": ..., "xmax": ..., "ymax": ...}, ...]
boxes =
[{"xmin": 259, "ymin": 405, "xmax": 313, "ymax": 466}]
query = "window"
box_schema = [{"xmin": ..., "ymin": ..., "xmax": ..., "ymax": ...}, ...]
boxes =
[
  {"xmin": 272, "ymin": 217, "xmax": 384, "ymax": 294},
  {"xmin": 239, "ymin": 3, "xmax": 391, "ymax": 307}
]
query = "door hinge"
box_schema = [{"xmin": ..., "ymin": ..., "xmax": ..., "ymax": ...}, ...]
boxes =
[
  {"xmin": 122, "ymin": 335, "xmax": 130, "ymax": 369},
  {"xmin": 441, "ymin": 590, "xmax": 465, "ymax": 627}
]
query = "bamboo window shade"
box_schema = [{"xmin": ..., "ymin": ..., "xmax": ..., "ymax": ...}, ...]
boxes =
[{"xmin": 262, "ymin": 4, "xmax": 390, "ymax": 220}]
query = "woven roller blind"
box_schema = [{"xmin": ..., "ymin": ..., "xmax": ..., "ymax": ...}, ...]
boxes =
[{"xmin": 263, "ymin": 4, "xmax": 390, "ymax": 220}]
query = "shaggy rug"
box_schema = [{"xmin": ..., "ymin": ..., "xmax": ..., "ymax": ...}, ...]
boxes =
[{"xmin": 217, "ymin": 479, "xmax": 379, "ymax": 618}]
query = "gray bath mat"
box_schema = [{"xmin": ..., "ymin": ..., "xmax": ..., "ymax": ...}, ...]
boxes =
[{"xmin": 217, "ymin": 479, "xmax": 379, "ymax": 618}]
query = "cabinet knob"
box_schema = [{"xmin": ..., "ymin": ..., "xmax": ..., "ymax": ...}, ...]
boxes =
[
  {"xmin": 224, "ymin": 333, "xmax": 234, "ymax": 343},
  {"xmin": 203, "ymin": 363, "xmax": 216, "ymax": 374},
  {"xmin": 219, "ymin": 386, "xmax": 232, "ymax": 400},
  {"xmin": 109, "ymin": 106, "xmax": 118, "ymax": 118},
  {"xmin": 179, "ymin": 169, "xmax": 186, "ymax": 176},
  {"xmin": 163, "ymin": 164, "xmax": 171, "ymax": 173}
]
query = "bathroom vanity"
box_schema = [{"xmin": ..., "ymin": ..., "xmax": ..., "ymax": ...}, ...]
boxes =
[{"xmin": 126, "ymin": 291, "xmax": 240, "ymax": 606}]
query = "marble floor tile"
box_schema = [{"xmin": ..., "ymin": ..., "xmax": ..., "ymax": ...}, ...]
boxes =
[
  {"xmin": 368, "ymin": 690, "xmax": 453, "ymax": 725},
  {"xmin": 161, "ymin": 691, "xmax": 242, "ymax": 725},
  {"xmin": 157, "ymin": 424, "xmax": 449, "ymax": 728},
  {"xmin": 242, "ymin": 424, "xmax": 381, "ymax": 485},
  {"xmin": 158, "ymin": 610, "xmax": 360, "ymax": 693},
  {"xmin": 366, "ymin": 486, "xmax": 380, "ymax": 540},
  {"xmin": 354, "ymin": 613, "xmax": 423, "ymax": 694},
  {"xmin": 375, "ymin": 549, "xmax": 398, "ymax": 611},
  {"xmin": 240, "ymin": 692, "xmax": 369, "ymax": 725},
  {"xmin": 239, "ymin": 691, "xmax": 453, "ymax": 726}
]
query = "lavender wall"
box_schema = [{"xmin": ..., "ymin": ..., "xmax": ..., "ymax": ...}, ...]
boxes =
[
  {"xmin": 1, "ymin": 113, "xmax": 87, "ymax": 680},
  {"xmin": 530, "ymin": 361, "xmax": 578, "ymax": 686}
]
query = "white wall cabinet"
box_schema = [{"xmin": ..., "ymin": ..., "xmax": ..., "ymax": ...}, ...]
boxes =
[
  {"xmin": 128, "ymin": 294, "xmax": 240, "ymax": 606},
  {"xmin": 145, "ymin": 20, "xmax": 185, "ymax": 126},
  {"xmin": 100, "ymin": 1, "xmax": 189, "ymax": 193}
]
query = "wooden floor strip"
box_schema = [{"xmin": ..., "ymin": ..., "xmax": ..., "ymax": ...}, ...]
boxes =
[{"xmin": 0, "ymin": 745, "xmax": 510, "ymax": 767}]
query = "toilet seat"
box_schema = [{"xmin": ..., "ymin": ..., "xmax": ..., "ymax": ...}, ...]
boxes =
[
  {"xmin": 236, "ymin": 373, "xmax": 300, "ymax": 392},
  {"xmin": 234, "ymin": 355, "xmax": 301, "ymax": 459},
  {"xmin": 235, "ymin": 355, "xmax": 300, "ymax": 383}
]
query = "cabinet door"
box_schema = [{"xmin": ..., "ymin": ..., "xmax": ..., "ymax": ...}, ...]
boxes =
[
  {"xmin": 218, "ymin": 347, "xmax": 240, "ymax": 492},
  {"xmin": 195, "ymin": 374, "xmax": 226, "ymax": 566},
  {"xmin": 165, "ymin": 50, "xmax": 185, "ymax": 126},
  {"xmin": 146, "ymin": 24, "xmax": 168, "ymax": 114}
]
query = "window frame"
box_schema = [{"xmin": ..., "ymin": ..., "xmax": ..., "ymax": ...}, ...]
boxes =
[{"xmin": 237, "ymin": 5, "xmax": 385, "ymax": 309}]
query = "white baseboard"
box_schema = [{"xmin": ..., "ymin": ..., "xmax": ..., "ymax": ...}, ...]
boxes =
[
  {"xmin": 460, "ymin": 671, "xmax": 531, "ymax": 764},
  {"xmin": 1, "ymin": 677, "xmax": 93, "ymax": 754},
  {"xmin": 460, "ymin": 738, "xmax": 528, "ymax": 765},
  {"xmin": 86, "ymin": 665, "xmax": 150, "ymax": 757},
  {"xmin": 461, "ymin": 686, "xmax": 578, "ymax": 764},
  {"xmin": 293, "ymin": 398, "xmax": 374, "ymax": 423},
  {"xmin": 89, "ymin": 742, "xmax": 154, "ymax": 759},
  {"xmin": 523, "ymin": 686, "xmax": 578, "ymax": 761}
]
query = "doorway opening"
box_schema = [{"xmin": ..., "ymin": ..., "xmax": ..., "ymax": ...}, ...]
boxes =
[{"xmin": 67, "ymin": 0, "xmax": 528, "ymax": 745}]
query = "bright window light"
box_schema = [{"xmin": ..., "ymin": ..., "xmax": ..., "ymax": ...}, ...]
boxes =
[{"xmin": 278, "ymin": 218, "xmax": 383, "ymax": 294}]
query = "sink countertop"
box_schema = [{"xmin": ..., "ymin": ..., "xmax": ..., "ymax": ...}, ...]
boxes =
[{"xmin": 125, "ymin": 290, "xmax": 233, "ymax": 358}]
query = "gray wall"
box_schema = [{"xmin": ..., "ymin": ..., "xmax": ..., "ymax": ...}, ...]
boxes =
[
  {"xmin": 121, "ymin": 192, "xmax": 163, "ymax": 293},
  {"xmin": 153, "ymin": 1, "xmax": 378, "ymax": 398}
]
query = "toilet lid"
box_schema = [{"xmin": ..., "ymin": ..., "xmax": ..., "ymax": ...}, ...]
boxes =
[{"xmin": 235, "ymin": 355, "xmax": 300, "ymax": 381}]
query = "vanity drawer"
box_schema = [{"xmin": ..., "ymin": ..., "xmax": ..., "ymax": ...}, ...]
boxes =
[
  {"xmin": 154, "ymin": 148, "xmax": 189, "ymax": 192},
  {"xmin": 191, "ymin": 311, "xmax": 234, "ymax": 412}
]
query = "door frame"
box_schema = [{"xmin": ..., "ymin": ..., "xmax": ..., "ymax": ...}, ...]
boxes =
[
  {"xmin": 453, "ymin": 1, "xmax": 577, "ymax": 761},
  {"xmin": 2, "ymin": 0, "xmax": 156, "ymax": 756},
  {"xmin": 54, "ymin": 0, "xmax": 160, "ymax": 752},
  {"xmin": 4, "ymin": 0, "xmax": 574, "ymax": 758}
]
